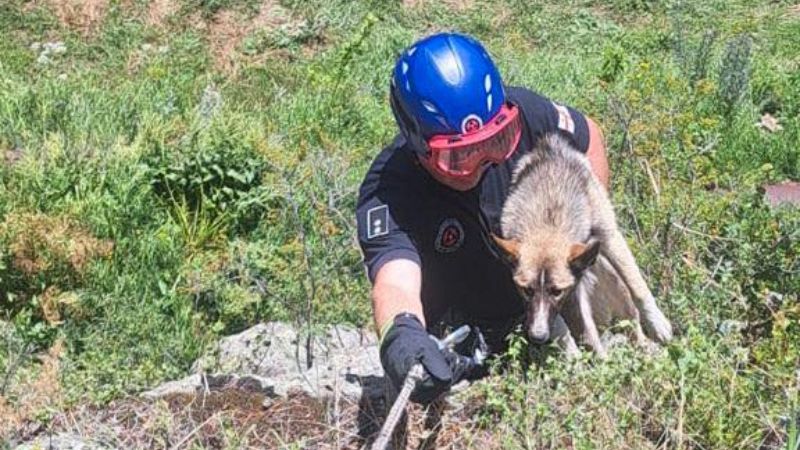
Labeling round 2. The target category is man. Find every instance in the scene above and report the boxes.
[356,33,609,403]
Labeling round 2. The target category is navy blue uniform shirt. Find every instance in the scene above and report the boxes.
[356,86,590,328]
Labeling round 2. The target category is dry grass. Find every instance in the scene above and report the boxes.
[2,212,113,278]
[3,147,24,166]
[0,339,65,441]
[47,0,109,35]
[198,0,305,74]
[40,286,82,325]
[1,212,111,322]
[145,0,180,27]
[11,382,500,448]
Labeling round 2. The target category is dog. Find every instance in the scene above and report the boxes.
[492,133,673,357]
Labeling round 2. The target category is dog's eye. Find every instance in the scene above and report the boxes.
[524,287,535,297]
[520,286,534,298]
[548,287,563,298]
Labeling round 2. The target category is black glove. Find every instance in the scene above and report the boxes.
[380,313,467,404]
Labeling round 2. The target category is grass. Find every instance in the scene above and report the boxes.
[0,0,798,448]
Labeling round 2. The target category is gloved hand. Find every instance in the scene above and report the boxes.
[380,313,470,404]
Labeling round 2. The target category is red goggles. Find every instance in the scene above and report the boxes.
[426,103,523,179]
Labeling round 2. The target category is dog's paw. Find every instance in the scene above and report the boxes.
[642,306,673,343]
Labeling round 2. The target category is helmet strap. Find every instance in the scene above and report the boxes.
[389,81,430,158]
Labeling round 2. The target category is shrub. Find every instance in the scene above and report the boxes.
[144,119,268,248]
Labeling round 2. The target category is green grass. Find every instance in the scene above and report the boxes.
[0,0,798,448]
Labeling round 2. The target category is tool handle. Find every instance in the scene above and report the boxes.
[371,325,479,450]
[371,363,424,450]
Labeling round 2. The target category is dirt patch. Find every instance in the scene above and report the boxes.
[15,385,498,448]
[48,0,109,35]
[205,8,248,74]
[764,182,800,208]
[198,0,308,74]
[145,0,179,27]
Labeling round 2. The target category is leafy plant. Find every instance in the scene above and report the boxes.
[144,122,267,242]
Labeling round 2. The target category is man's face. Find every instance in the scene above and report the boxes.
[417,102,523,191]
[418,155,485,191]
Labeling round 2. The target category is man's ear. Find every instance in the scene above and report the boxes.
[568,239,601,273]
[492,234,520,263]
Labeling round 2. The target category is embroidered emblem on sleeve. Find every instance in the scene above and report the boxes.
[366,205,389,240]
[552,101,575,134]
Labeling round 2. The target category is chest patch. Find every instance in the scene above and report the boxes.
[435,218,465,253]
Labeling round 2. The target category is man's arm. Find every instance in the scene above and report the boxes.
[585,116,609,190]
[372,258,425,337]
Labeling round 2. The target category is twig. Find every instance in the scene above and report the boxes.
[285,179,317,370]
[333,359,342,449]
[642,158,661,200]
[670,222,740,242]
[169,411,219,450]
[676,371,686,450]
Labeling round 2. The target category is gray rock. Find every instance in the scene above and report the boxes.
[140,373,277,400]
[146,322,384,401]
[718,319,747,335]
[14,433,113,450]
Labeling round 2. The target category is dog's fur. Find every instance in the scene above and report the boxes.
[493,133,673,357]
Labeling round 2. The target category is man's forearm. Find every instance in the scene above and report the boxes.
[372,284,425,337]
[372,259,425,338]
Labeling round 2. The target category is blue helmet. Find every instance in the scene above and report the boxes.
[390,33,506,155]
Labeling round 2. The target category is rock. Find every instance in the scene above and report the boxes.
[14,433,113,450]
[145,322,384,402]
[141,373,277,400]
[718,320,746,336]
[757,113,782,132]
[43,41,67,54]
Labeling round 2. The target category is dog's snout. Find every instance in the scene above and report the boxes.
[528,327,550,344]
[529,334,549,344]
[528,306,552,344]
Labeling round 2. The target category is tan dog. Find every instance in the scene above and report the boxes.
[493,133,672,357]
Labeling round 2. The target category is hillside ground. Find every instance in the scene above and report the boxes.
[1,0,799,448]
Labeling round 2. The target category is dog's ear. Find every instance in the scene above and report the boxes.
[568,239,601,273]
[492,234,520,263]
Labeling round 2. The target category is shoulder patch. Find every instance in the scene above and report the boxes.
[366,205,389,240]
[435,218,465,253]
[551,101,575,134]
